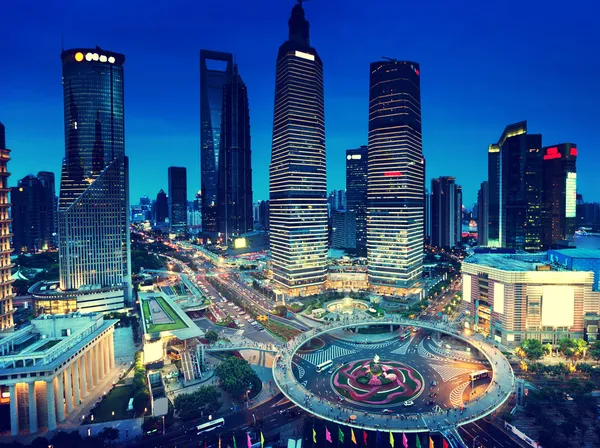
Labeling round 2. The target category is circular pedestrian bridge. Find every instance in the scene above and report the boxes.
[272,315,514,433]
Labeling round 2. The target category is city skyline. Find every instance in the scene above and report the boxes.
[2,0,598,207]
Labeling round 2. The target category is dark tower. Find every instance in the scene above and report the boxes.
[346,146,368,253]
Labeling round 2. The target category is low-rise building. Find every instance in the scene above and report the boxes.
[462,251,600,347]
[0,313,117,435]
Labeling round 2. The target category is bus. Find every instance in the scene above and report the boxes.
[196,418,225,435]
[316,360,333,373]
[470,370,489,381]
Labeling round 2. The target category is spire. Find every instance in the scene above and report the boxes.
[288,0,310,46]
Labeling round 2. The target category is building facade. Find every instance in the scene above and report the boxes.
[542,143,577,248]
[477,181,489,246]
[200,50,233,237]
[330,210,357,250]
[168,167,187,233]
[11,173,56,253]
[0,123,14,330]
[462,251,600,347]
[58,48,132,311]
[269,2,328,296]
[154,189,168,225]
[367,60,424,291]
[430,176,462,248]
[487,144,501,247]
[346,146,368,252]
[217,64,253,241]
[0,313,116,435]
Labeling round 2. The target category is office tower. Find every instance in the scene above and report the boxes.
[577,201,600,230]
[11,173,56,252]
[542,143,578,248]
[477,181,489,246]
[0,123,14,330]
[154,189,168,224]
[328,190,346,213]
[346,146,368,252]
[269,2,327,295]
[168,167,187,233]
[424,188,431,243]
[257,200,270,230]
[217,64,253,241]
[489,121,542,251]
[330,210,357,249]
[430,177,462,248]
[58,48,131,311]
[38,171,57,246]
[367,60,424,291]
[200,50,233,237]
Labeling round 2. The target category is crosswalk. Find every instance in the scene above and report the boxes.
[340,340,397,350]
[299,345,358,366]
[417,341,444,361]
[429,363,474,382]
[450,382,469,407]
[293,362,306,380]
[390,340,411,356]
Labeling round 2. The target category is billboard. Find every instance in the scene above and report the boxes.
[541,285,574,327]
[234,237,247,249]
[463,274,471,302]
[494,282,505,314]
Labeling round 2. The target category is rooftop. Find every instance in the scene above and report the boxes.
[464,253,556,272]
[549,248,600,259]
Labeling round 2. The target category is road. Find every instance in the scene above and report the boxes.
[460,419,527,448]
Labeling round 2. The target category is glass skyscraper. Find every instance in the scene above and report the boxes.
[346,146,368,252]
[430,176,462,248]
[269,2,328,295]
[367,60,424,291]
[168,166,188,233]
[217,64,253,241]
[200,50,233,238]
[58,47,131,311]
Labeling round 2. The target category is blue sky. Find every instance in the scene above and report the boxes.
[1,0,598,206]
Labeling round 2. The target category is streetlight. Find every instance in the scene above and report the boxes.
[162,415,165,435]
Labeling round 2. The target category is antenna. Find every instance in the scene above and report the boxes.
[61,28,64,52]
[382,56,397,62]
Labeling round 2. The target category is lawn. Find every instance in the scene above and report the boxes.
[263,319,302,341]
[142,296,187,333]
[86,385,140,423]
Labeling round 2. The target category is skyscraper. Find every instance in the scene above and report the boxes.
[367,60,424,291]
[168,167,187,233]
[200,50,233,238]
[0,123,14,330]
[542,143,577,248]
[58,48,131,311]
[477,181,489,246]
[154,189,168,224]
[217,64,253,241]
[269,2,327,295]
[487,143,501,247]
[430,177,462,248]
[490,121,543,252]
[11,173,56,252]
[346,146,368,253]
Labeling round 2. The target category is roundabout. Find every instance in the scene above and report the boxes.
[272,316,515,433]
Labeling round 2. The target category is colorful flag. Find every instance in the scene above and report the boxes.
[338,427,345,443]
[402,433,408,448]
[389,431,395,448]
[219,436,221,448]
[429,436,434,448]
[247,432,252,448]
[326,427,332,443]
[233,435,237,448]
[377,431,382,445]
[363,430,368,444]
[443,439,449,448]
[313,428,317,444]
[416,435,422,448]
[351,429,357,445]
[261,432,265,448]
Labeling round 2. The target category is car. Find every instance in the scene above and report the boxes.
[427,336,431,340]
[381,409,393,414]
[403,401,414,407]
[327,369,334,374]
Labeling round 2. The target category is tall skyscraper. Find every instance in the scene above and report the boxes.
[346,146,368,253]
[330,210,357,249]
[168,167,187,233]
[489,121,542,252]
[217,64,253,241]
[542,143,577,248]
[154,189,168,224]
[269,2,327,295]
[200,50,233,237]
[58,48,131,311]
[328,190,346,212]
[477,181,489,246]
[11,173,56,252]
[0,123,14,330]
[430,177,462,248]
[367,60,424,291]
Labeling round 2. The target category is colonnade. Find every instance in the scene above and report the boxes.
[8,331,115,435]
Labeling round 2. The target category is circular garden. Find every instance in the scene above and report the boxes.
[332,359,424,406]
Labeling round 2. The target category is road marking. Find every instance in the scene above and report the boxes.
[450,381,469,407]
[429,364,474,382]
[390,340,411,355]
[298,345,357,366]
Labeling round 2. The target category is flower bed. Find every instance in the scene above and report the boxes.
[332,359,423,405]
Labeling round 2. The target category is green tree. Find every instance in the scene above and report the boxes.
[274,305,287,317]
[215,356,261,398]
[97,427,120,444]
[520,339,545,360]
[543,343,552,356]
[590,340,600,363]
[205,330,219,344]
[174,385,220,421]
[133,390,150,414]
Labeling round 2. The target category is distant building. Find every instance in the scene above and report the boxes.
[346,146,367,252]
[328,190,346,213]
[255,200,269,231]
[168,167,187,233]
[430,176,462,248]
[0,122,14,330]
[154,189,168,224]
[577,201,600,230]
[542,143,577,248]
[477,181,489,246]
[330,210,356,249]
[11,172,56,252]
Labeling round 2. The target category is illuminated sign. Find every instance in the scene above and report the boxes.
[351,154,362,159]
[565,172,576,218]
[541,285,574,327]
[74,52,84,62]
[294,50,315,61]
[493,282,504,314]
[234,238,247,249]
[570,147,578,156]
[82,52,116,64]
[347,155,351,160]
[463,274,471,303]
[384,171,402,177]
[543,146,561,161]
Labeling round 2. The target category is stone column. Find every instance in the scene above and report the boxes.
[28,382,37,434]
[9,384,19,436]
[104,336,110,375]
[80,355,88,398]
[98,339,105,379]
[46,380,57,431]
[109,332,115,369]
[56,375,65,422]
[93,344,100,385]
[63,368,73,414]
[73,360,81,404]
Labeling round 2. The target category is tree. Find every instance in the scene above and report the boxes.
[133,390,150,414]
[543,343,552,356]
[205,330,219,344]
[520,339,545,361]
[274,305,288,317]
[590,340,600,363]
[50,431,84,447]
[215,356,261,398]
[97,427,120,444]
[174,385,220,421]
